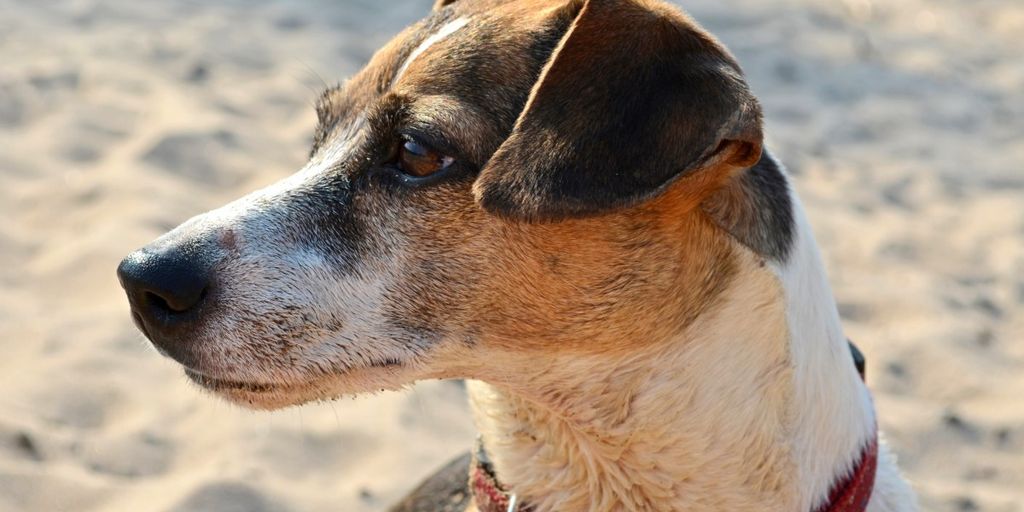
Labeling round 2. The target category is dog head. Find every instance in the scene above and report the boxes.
[118,0,778,409]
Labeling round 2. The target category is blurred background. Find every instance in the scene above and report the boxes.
[0,0,1021,510]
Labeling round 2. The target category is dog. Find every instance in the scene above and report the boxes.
[117,0,919,510]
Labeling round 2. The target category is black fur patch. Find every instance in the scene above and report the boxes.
[702,150,794,262]
[473,0,763,221]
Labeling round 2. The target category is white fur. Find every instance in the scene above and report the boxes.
[770,174,877,510]
[769,163,917,511]
[394,17,470,82]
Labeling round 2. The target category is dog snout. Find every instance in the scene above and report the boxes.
[117,241,215,349]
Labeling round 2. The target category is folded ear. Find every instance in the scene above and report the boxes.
[473,0,763,221]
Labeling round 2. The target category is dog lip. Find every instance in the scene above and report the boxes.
[184,369,283,393]
[183,356,406,395]
[130,311,151,338]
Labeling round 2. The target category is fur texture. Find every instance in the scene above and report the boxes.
[117,0,918,509]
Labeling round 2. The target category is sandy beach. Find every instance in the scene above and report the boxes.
[0,0,1021,510]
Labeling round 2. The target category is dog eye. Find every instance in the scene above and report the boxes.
[393,137,454,178]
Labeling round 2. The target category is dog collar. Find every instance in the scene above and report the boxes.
[470,341,875,512]
[470,438,531,512]
[811,340,878,512]
[813,426,878,512]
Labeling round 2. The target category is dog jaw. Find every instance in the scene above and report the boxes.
[184,362,413,411]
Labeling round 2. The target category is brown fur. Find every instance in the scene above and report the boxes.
[305,0,762,362]
[385,176,739,359]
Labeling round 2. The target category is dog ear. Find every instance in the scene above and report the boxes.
[433,0,458,10]
[473,0,763,221]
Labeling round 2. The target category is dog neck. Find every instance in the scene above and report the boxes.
[466,192,875,511]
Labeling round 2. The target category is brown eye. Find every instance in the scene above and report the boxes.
[395,138,454,178]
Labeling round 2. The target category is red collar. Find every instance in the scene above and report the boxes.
[813,427,878,512]
[470,445,529,512]
[471,341,876,512]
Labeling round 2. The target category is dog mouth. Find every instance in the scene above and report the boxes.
[184,369,288,394]
[182,356,408,405]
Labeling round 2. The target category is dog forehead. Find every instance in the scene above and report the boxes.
[314,1,565,133]
[310,0,578,168]
[393,17,471,82]
[396,0,582,87]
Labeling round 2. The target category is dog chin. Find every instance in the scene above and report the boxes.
[183,362,410,410]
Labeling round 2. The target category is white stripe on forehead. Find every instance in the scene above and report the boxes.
[394,17,470,83]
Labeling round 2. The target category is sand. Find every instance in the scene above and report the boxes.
[0,0,1020,510]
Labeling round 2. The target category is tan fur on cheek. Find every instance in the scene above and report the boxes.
[376,163,745,365]
[472,185,738,355]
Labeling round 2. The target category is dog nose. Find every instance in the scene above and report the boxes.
[117,244,213,335]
